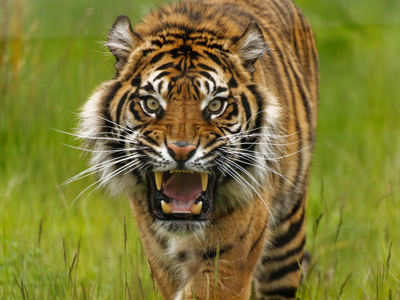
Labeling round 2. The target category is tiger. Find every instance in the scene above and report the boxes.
[77,0,318,298]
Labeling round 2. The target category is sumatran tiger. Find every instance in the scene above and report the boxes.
[77,0,318,298]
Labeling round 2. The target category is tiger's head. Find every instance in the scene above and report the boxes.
[78,13,282,233]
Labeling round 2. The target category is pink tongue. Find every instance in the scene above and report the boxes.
[163,173,202,203]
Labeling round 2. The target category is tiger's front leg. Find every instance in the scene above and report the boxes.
[177,258,255,300]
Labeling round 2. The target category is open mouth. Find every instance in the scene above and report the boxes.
[147,170,215,221]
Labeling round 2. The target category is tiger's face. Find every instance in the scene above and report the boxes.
[79,16,281,233]
[126,62,234,223]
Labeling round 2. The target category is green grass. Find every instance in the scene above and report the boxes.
[1,0,399,298]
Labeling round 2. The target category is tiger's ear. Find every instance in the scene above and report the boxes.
[233,22,267,73]
[107,15,142,72]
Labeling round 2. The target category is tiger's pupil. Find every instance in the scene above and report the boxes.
[208,99,222,112]
[145,98,160,111]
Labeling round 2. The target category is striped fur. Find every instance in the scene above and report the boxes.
[77,0,318,298]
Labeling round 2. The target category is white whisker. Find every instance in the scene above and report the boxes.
[216,157,276,226]
[70,158,143,206]
[55,129,134,144]
[62,143,148,153]
[63,153,145,186]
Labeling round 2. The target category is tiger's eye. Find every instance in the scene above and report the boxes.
[145,98,160,112]
[207,99,222,112]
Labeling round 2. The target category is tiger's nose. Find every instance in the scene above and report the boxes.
[167,141,197,161]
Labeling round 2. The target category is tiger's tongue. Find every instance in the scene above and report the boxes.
[163,173,202,203]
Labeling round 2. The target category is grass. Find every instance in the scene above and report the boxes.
[1,0,399,298]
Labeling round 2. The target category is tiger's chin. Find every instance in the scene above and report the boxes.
[146,170,217,233]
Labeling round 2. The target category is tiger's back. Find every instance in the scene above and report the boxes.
[78,0,318,299]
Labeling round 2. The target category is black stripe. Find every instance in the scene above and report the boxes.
[150,52,165,64]
[270,0,292,28]
[115,92,129,124]
[218,125,239,135]
[197,63,216,72]
[268,260,300,282]
[262,287,297,298]
[141,48,153,57]
[279,194,303,224]
[142,147,163,159]
[150,39,163,47]
[224,102,238,120]
[167,82,174,96]
[271,210,304,248]
[215,86,227,94]
[157,81,164,94]
[246,85,264,132]
[292,28,300,63]
[204,136,221,149]
[105,82,122,106]
[287,58,313,138]
[249,222,267,254]
[142,135,159,146]
[203,50,223,67]
[240,93,251,125]
[131,76,141,87]
[156,62,174,71]
[102,81,122,133]
[199,71,215,85]
[292,118,304,189]
[149,24,222,40]
[228,76,238,88]
[262,237,305,264]
[154,71,170,81]
[129,101,143,122]
[195,40,226,52]
[142,83,155,93]
[205,80,210,93]
[199,149,219,161]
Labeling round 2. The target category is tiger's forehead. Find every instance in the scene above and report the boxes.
[148,30,230,50]
[139,61,229,107]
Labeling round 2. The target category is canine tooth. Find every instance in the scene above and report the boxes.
[190,201,202,215]
[201,173,208,191]
[161,200,173,214]
[155,171,163,190]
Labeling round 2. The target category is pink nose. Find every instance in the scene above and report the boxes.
[167,142,197,161]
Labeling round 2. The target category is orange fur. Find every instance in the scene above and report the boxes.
[78,0,318,298]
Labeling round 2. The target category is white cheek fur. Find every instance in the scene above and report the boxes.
[77,82,142,197]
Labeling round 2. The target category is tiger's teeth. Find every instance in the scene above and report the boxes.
[161,200,173,214]
[155,171,163,190]
[190,201,202,215]
[201,173,208,191]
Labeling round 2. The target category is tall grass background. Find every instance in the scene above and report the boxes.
[0,0,399,298]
